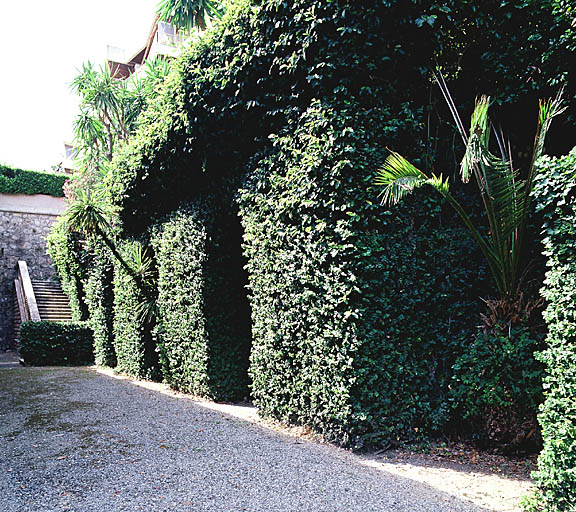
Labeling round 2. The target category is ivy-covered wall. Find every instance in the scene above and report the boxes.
[50,0,575,462]
[98,0,574,447]
[529,148,576,511]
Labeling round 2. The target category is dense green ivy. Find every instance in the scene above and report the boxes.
[239,103,486,446]
[151,201,251,401]
[451,325,545,447]
[84,239,117,367]
[19,321,93,366]
[527,148,576,511]
[0,165,66,196]
[46,218,90,321]
[99,0,574,448]
[112,242,159,380]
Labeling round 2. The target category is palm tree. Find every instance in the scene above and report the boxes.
[156,0,223,31]
[375,83,565,327]
[65,190,135,278]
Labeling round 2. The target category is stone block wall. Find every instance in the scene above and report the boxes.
[0,194,65,349]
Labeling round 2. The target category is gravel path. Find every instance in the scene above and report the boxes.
[0,364,501,512]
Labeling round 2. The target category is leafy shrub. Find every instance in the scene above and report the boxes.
[0,164,66,196]
[46,218,90,321]
[527,147,576,511]
[151,202,251,401]
[19,321,93,366]
[84,239,116,367]
[112,242,159,379]
[451,325,544,447]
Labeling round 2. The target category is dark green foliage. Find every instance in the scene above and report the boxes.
[451,326,544,445]
[46,218,90,321]
[84,239,116,367]
[239,103,485,446]
[527,148,576,511]
[151,202,251,401]
[19,321,93,366]
[0,164,66,196]
[112,244,159,379]
[101,0,574,448]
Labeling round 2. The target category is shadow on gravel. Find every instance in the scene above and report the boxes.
[0,366,500,512]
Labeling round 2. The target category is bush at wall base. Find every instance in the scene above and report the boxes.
[19,322,94,366]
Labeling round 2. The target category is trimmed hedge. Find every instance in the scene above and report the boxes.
[151,202,251,401]
[528,148,576,511]
[112,243,159,380]
[239,102,485,446]
[0,164,66,196]
[46,218,90,321]
[19,321,93,366]
[84,239,116,367]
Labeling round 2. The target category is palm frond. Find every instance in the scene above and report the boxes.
[65,190,111,235]
[375,152,429,206]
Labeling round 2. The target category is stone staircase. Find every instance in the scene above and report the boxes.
[32,280,73,322]
[13,273,73,342]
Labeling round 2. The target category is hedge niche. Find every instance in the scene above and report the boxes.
[112,242,159,380]
[528,148,576,511]
[152,201,251,401]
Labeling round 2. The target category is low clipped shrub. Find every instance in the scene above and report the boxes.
[151,202,251,401]
[527,148,576,511]
[19,321,93,366]
[451,325,544,448]
[84,240,116,367]
[0,164,66,196]
[112,244,159,380]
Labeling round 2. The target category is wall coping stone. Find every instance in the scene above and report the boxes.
[0,193,66,216]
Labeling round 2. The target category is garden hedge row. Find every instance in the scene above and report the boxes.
[0,164,66,197]
[19,321,93,366]
[151,201,251,401]
[51,0,576,453]
[528,148,576,511]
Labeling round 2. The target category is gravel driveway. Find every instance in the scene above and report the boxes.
[0,362,496,512]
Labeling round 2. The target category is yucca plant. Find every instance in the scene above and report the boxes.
[65,190,158,324]
[156,0,223,32]
[375,79,565,327]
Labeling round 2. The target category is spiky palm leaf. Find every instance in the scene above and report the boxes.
[375,86,564,300]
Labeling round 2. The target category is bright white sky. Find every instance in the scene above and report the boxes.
[0,0,159,171]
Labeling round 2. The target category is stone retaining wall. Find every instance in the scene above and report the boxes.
[0,194,66,349]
